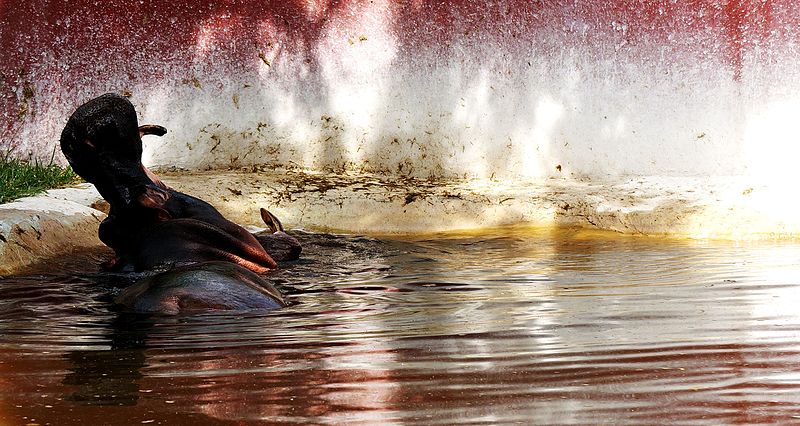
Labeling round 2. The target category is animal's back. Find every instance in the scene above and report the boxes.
[115,261,286,314]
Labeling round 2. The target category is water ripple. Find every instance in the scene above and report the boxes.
[3,229,800,424]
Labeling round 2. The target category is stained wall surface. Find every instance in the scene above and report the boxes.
[2,1,799,181]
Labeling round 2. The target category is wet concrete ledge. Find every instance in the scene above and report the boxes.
[0,184,106,275]
[159,170,797,239]
[0,171,795,275]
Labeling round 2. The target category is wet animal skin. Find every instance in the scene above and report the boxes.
[60,93,301,274]
[60,93,299,312]
[114,261,286,314]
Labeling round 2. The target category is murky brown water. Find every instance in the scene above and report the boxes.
[2,227,800,425]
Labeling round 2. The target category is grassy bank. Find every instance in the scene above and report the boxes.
[0,156,81,204]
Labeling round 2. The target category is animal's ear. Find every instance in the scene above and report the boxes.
[138,186,172,221]
[138,124,167,138]
[260,208,284,233]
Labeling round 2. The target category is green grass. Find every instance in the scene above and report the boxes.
[0,154,82,204]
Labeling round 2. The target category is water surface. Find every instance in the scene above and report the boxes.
[2,227,800,425]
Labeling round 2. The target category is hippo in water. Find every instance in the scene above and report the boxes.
[60,93,299,313]
[114,261,286,314]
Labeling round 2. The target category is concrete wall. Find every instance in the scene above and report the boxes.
[2,1,799,182]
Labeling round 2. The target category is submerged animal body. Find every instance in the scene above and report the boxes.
[114,261,286,314]
[60,93,299,313]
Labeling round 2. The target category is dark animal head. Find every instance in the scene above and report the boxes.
[255,208,302,262]
[60,93,167,207]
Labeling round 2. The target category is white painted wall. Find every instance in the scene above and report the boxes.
[7,2,800,185]
[133,34,800,184]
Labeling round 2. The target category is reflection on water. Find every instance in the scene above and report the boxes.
[2,227,800,424]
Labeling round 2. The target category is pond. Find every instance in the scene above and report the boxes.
[2,227,800,424]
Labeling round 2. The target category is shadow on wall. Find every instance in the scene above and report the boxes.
[2,1,799,180]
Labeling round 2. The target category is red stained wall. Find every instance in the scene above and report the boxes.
[0,1,795,174]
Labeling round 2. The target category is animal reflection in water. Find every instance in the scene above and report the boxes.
[60,93,300,313]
